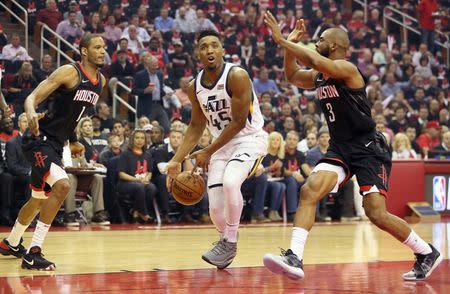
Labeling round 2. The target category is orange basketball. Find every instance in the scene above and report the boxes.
[171,171,205,205]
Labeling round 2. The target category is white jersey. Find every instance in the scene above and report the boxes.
[195,62,264,139]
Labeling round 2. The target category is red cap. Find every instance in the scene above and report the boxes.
[426,121,442,129]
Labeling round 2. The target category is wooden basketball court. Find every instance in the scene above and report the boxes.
[0,221,448,293]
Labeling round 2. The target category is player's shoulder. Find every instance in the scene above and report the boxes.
[54,64,78,75]
[229,65,251,79]
[334,59,359,72]
[228,66,251,88]
[48,64,79,83]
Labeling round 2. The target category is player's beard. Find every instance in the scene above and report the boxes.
[94,61,105,68]
[88,56,104,68]
[317,46,330,58]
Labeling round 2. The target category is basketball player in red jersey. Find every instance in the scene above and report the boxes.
[263,12,441,281]
[0,34,106,270]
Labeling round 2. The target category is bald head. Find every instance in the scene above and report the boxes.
[316,28,349,59]
[324,28,350,49]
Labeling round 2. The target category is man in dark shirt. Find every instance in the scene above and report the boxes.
[5,114,31,209]
[388,107,409,134]
[33,55,55,83]
[283,131,310,221]
[168,40,193,86]
[95,102,114,133]
[108,49,135,91]
[151,129,185,223]
[0,138,14,226]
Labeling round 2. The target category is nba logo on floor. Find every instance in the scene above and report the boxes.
[432,176,446,211]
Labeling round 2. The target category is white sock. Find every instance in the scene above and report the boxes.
[224,223,239,243]
[290,227,309,259]
[6,220,30,246]
[28,221,51,252]
[403,230,432,255]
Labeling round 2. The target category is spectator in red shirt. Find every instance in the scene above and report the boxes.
[0,117,19,142]
[418,0,439,53]
[416,121,442,158]
[36,0,63,31]
[111,38,138,65]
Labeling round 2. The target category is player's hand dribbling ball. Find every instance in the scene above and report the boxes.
[171,171,205,206]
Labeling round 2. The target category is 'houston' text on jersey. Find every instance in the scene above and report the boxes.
[314,71,375,142]
[39,62,102,146]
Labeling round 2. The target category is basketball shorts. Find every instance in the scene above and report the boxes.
[207,130,268,188]
[312,131,392,197]
[22,131,68,199]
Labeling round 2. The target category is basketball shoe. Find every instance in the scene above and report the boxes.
[403,243,442,281]
[0,238,26,258]
[21,246,56,271]
[202,238,237,269]
[263,248,305,280]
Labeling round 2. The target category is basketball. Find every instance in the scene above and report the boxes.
[171,171,205,205]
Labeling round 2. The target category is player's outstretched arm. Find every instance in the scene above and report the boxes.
[170,80,207,163]
[204,67,251,155]
[264,11,357,82]
[25,65,79,135]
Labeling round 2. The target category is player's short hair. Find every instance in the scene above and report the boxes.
[79,33,102,52]
[197,29,220,43]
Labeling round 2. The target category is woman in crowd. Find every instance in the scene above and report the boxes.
[117,130,158,223]
[261,131,287,221]
[392,132,419,160]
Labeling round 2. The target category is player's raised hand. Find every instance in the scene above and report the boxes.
[287,19,306,43]
[26,111,46,136]
[69,141,85,158]
[264,11,283,44]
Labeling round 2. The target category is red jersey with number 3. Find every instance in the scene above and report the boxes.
[314,71,375,143]
[39,62,102,145]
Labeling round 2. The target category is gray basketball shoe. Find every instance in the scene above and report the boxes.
[202,238,237,269]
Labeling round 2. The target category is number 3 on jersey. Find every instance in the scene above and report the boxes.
[326,103,335,122]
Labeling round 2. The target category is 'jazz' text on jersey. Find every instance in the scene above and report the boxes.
[203,95,230,112]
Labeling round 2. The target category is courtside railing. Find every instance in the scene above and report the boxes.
[0,0,28,50]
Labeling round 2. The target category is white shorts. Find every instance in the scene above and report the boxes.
[311,163,347,193]
[31,163,69,199]
[207,130,268,187]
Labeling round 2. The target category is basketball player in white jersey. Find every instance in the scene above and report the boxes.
[166,29,267,269]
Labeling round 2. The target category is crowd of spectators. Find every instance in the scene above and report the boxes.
[0,0,450,226]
